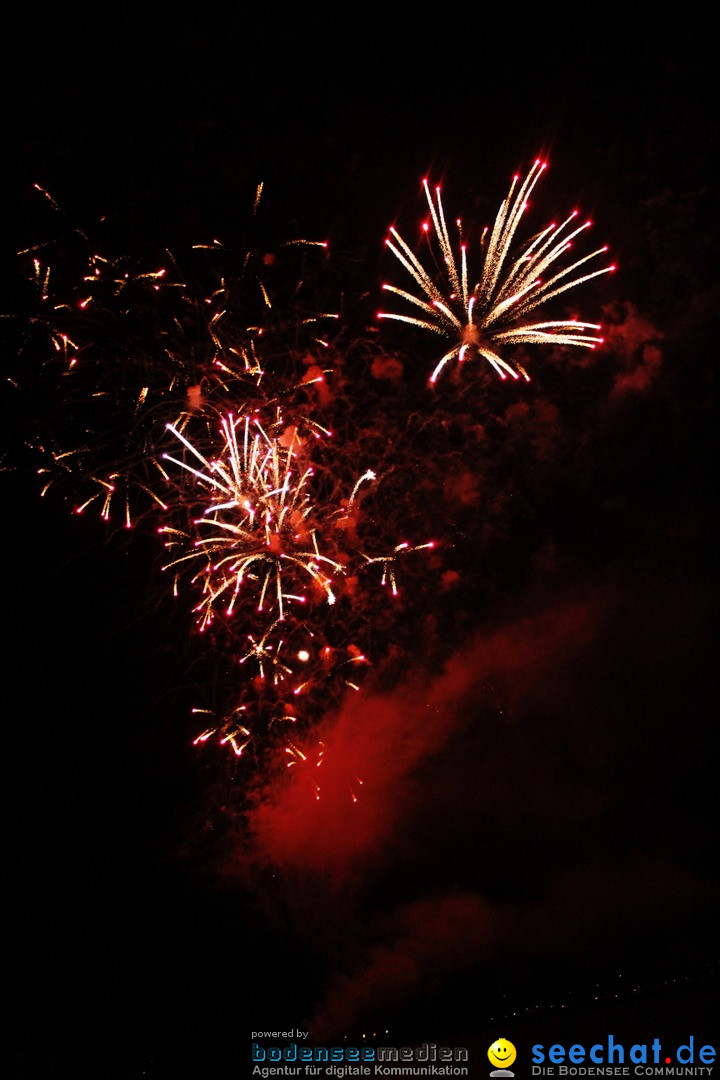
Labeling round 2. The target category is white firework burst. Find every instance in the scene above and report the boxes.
[160,413,343,632]
[378,159,615,383]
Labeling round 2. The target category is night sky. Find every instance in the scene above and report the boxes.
[3,10,718,1080]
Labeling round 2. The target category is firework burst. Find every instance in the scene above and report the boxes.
[378,159,615,384]
[160,412,344,632]
[158,403,434,788]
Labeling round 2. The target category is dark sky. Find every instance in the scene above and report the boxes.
[3,10,718,1080]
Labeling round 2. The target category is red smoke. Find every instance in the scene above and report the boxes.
[248,598,599,880]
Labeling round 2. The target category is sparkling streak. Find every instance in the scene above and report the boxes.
[378,160,614,383]
[162,413,344,633]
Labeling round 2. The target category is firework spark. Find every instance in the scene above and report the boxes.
[363,541,437,597]
[161,413,344,632]
[13,188,338,529]
[378,159,615,383]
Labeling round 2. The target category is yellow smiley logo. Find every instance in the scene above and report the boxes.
[488,1039,517,1069]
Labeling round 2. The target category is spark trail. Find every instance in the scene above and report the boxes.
[378,159,615,383]
[161,413,341,632]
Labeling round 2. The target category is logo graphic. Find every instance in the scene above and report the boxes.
[488,1038,517,1077]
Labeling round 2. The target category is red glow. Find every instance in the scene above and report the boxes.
[249,600,598,878]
